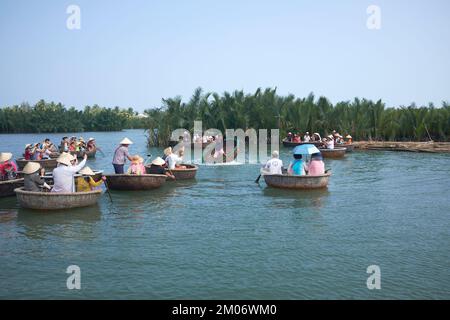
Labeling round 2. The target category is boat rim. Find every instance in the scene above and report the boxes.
[14,187,102,196]
[264,172,331,178]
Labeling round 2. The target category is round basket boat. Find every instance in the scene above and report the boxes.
[263,172,331,190]
[168,164,198,180]
[104,174,167,191]
[0,178,24,197]
[16,158,58,171]
[282,139,322,148]
[14,187,102,210]
[319,148,346,158]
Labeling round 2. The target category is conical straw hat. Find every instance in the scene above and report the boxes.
[23,162,41,174]
[151,157,165,166]
[120,138,133,145]
[78,166,95,176]
[56,153,73,166]
[0,152,12,162]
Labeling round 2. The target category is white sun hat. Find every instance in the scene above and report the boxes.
[79,166,95,176]
[23,162,41,174]
[0,152,13,162]
[151,157,166,166]
[120,138,133,145]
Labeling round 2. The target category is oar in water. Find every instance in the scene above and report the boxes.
[96,147,106,157]
[255,174,262,183]
[145,154,152,164]
[103,179,113,203]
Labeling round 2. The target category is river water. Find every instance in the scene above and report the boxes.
[0,129,449,299]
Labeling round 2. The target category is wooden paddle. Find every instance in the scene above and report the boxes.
[103,179,113,203]
[96,147,106,157]
[255,174,262,183]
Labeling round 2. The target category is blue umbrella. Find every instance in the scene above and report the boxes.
[293,144,320,155]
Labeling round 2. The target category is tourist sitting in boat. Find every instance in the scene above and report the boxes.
[262,151,283,175]
[52,153,87,193]
[112,138,134,174]
[127,155,146,175]
[288,154,306,176]
[0,153,18,181]
[163,147,172,161]
[147,157,175,179]
[305,153,325,176]
[287,132,293,142]
[32,143,44,160]
[23,162,50,192]
[325,136,335,149]
[68,140,77,153]
[345,135,353,144]
[292,134,301,143]
[312,133,321,142]
[76,166,105,192]
[23,144,33,160]
[166,147,184,169]
[303,132,311,142]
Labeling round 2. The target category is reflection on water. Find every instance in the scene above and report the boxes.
[16,205,102,240]
[262,187,330,210]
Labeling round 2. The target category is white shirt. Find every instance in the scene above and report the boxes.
[166,153,182,170]
[263,158,283,175]
[326,140,335,150]
[51,159,86,193]
[303,135,311,142]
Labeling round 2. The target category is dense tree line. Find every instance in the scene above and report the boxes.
[0,100,146,133]
[144,87,450,146]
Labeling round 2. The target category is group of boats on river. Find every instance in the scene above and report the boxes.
[0,130,352,211]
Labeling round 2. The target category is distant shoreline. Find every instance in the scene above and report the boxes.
[353,141,450,153]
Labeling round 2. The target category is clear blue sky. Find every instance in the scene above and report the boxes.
[1,0,449,111]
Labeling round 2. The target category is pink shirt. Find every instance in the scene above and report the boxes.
[0,161,18,176]
[306,159,325,176]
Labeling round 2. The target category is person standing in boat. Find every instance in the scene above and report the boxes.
[60,137,69,153]
[262,151,283,175]
[112,138,134,174]
[305,153,325,176]
[288,154,306,176]
[52,153,87,193]
[23,162,50,192]
[0,153,18,181]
